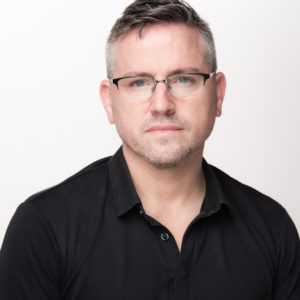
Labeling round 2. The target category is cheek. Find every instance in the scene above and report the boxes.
[111,101,144,137]
[191,98,217,123]
[112,108,129,138]
[186,98,217,139]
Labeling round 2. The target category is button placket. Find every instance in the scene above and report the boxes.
[137,209,180,288]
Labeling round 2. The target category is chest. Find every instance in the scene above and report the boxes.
[61,211,275,300]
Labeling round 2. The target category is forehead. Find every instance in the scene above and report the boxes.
[113,23,209,77]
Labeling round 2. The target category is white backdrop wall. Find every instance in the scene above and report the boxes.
[0,0,299,246]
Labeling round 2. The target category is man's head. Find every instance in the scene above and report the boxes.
[100,0,226,169]
[106,0,217,79]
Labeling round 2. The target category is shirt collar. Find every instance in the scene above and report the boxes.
[108,147,231,217]
[200,159,231,216]
[108,147,141,216]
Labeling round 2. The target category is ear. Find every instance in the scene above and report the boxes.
[215,72,226,117]
[100,79,115,124]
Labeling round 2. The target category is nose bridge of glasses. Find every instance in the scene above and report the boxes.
[153,79,170,93]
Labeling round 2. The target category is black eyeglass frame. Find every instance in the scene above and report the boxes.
[111,72,215,89]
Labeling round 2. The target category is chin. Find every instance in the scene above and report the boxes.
[127,142,196,169]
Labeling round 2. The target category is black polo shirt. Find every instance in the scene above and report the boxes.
[0,147,299,299]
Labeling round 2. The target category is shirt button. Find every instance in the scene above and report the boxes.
[161,232,169,241]
[137,205,144,216]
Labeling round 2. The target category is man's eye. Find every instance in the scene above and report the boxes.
[130,80,146,87]
[178,77,193,84]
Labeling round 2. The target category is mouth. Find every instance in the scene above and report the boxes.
[145,124,183,133]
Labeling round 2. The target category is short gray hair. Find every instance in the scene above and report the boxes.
[106,0,217,79]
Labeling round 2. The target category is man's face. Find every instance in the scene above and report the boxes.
[101,24,226,168]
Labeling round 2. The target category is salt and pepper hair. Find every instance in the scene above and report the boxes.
[106,0,217,79]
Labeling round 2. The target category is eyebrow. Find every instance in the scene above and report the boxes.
[123,71,152,77]
[168,67,203,76]
[122,67,203,78]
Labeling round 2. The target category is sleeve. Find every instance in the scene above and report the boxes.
[273,210,300,299]
[0,201,62,300]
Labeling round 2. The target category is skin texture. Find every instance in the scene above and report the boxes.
[100,23,226,169]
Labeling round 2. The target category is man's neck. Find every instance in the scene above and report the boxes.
[122,145,206,215]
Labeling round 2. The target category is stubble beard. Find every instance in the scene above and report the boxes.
[123,138,198,169]
[120,115,206,169]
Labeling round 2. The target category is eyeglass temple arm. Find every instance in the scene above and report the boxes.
[203,72,215,84]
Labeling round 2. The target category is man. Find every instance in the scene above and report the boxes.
[0,0,299,299]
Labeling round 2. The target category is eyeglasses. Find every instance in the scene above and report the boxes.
[110,72,215,100]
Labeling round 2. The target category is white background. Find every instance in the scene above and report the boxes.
[0,0,299,246]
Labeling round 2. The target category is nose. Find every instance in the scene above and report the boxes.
[149,81,175,116]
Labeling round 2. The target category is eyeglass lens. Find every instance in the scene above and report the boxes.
[117,74,206,100]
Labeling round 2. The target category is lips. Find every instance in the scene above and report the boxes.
[145,124,183,133]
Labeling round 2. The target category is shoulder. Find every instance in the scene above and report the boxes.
[210,163,300,296]
[14,155,113,270]
[24,155,112,213]
[209,163,299,257]
[2,156,113,287]
[209,163,291,230]
[15,155,112,252]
